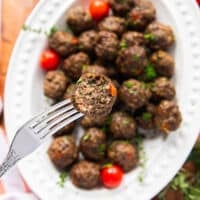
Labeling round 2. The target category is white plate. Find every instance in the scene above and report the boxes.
[4,0,200,199]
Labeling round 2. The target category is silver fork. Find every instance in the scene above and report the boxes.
[0,99,84,178]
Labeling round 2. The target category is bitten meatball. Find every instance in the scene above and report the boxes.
[48,136,78,169]
[82,65,108,76]
[145,22,175,50]
[70,161,100,189]
[95,31,119,61]
[63,83,76,100]
[63,52,90,80]
[54,122,75,137]
[110,112,136,139]
[116,45,147,77]
[120,31,145,48]
[98,16,126,36]
[73,73,117,118]
[108,141,138,172]
[152,77,176,101]
[49,31,78,57]
[66,6,94,34]
[127,0,156,30]
[80,128,106,161]
[119,79,151,111]
[108,0,136,16]
[81,116,107,128]
[79,30,98,53]
[44,70,68,99]
[150,50,175,78]
[155,100,182,134]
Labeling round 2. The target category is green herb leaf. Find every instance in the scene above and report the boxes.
[83,133,90,141]
[142,112,152,121]
[49,26,58,37]
[120,42,127,50]
[98,144,106,155]
[144,33,155,41]
[124,81,133,89]
[133,54,140,61]
[122,118,130,125]
[144,63,157,81]
[57,172,68,188]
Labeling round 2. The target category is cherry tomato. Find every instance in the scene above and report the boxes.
[89,0,110,21]
[40,49,60,70]
[101,164,123,188]
[197,0,200,6]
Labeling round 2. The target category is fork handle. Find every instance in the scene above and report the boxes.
[0,149,21,178]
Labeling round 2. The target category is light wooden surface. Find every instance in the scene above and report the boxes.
[0,0,39,127]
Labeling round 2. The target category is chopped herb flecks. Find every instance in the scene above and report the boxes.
[83,133,90,141]
[120,42,127,50]
[142,112,152,121]
[144,63,157,81]
[57,172,68,188]
[124,81,133,89]
[98,144,106,155]
[144,33,155,41]
[133,54,140,61]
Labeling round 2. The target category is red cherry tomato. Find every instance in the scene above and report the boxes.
[89,0,110,21]
[197,0,200,6]
[40,49,60,70]
[101,164,123,188]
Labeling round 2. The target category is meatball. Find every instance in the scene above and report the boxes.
[73,73,117,118]
[48,136,78,169]
[63,52,90,80]
[79,30,98,53]
[49,31,78,57]
[108,0,136,16]
[136,103,156,137]
[66,6,94,34]
[54,122,75,137]
[44,70,68,99]
[116,45,147,77]
[80,128,106,161]
[108,141,138,172]
[127,0,156,30]
[82,65,108,76]
[63,83,76,100]
[70,160,100,189]
[152,77,176,101]
[150,50,175,78]
[154,100,182,134]
[145,22,175,50]
[110,112,136,139]
[120,31,145,48]
[81,116,107,128]
[98,16,126,36]
[95,31,119,61]
[119,79,151,111]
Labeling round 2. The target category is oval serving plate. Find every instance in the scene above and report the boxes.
[4,0,200,199]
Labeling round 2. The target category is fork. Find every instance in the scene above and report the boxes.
[0,99,84,178]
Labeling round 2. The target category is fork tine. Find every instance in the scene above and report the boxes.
[40,112,84,139]
[29,99,71,128]
[33,104,74,130]
[37,108,79,135]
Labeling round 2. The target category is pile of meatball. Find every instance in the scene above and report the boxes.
[44,0,182,189]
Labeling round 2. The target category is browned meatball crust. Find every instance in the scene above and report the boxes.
[98,16,126,36]
[127,0,156,30]
[152,77,176,101]
[110,112,136,139]
[66,6,94,34]
[95,31,119,61]
[48,136,78,169]
[63,52,90,80]
[79,30,98,53]
[73,73,117,118]
[108,0,136,16]
[80,128,106,161]
[119,79,152,111]
[108,141,138,172]
[82,65,108,76]
[116,45,147,77]
[63,83,76,100]
[145,22,175,50]
[81,116,107,128]
[155,100,182,134]
[44,70,68,99]
[70,161,100,189]
[150,50,175,78]
[49,31,78,57]
[120,31,145,48]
